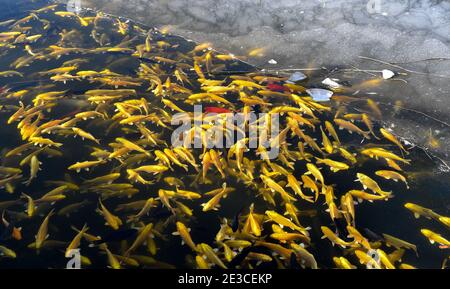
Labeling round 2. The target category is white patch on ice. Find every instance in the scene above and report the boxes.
[382,69,395,79]
[322,78,341,89]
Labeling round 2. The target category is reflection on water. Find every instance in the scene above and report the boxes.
[0,0,448,269]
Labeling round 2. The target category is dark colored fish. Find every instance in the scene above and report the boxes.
[148,205,173,219]
[0,225,13,241]
[231,205,245,232]
[229,245,271,268]
[91,228,138,246]
[363,228,383,242]
[333,218,348,238]
[0,211,14,241]
[290,252,301,269]
[138,57,159,64]
[107,51,133,56]
[60,108,82,119]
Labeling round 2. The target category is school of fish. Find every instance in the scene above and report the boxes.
[0,3,448,269]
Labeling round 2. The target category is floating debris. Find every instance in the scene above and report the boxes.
[322,78,341,89]
[382,69,395,79]
[306,88,333,102]
[286,71,307,83]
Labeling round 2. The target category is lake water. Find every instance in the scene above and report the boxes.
[0,0,448,269]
